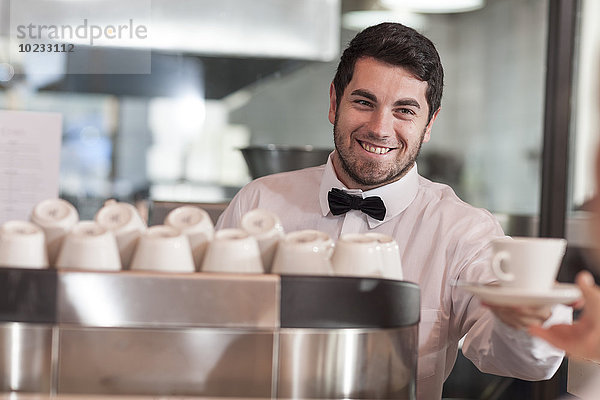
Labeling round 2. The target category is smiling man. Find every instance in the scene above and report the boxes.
[330,57,438,190]
[217,22,571,399]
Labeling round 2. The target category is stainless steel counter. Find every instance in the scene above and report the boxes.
[0,269,420,399]
[0,395,267,400]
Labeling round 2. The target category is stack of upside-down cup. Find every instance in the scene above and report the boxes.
[201,228,263,274]
[240,209,284,273]
[130,225,195,273]
[271,229,334,276]
[17,199,407,280]
[30,198,79,267]
[332,233,403,280]
[364,232,403,280]
[95,199,147,269]
[165,205,215,271]
[55,221,122,271]
[0,220,49,269]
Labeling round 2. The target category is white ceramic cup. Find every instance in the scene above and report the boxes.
[0,221,49,269]
[30,198,79,267]
[331,233,386,278]
[55,221,121,271]
[240,209,284,273]
[490,236,567,292]
[271,230,334,276]
[364,232,404,280]
[165,206,214,271]
[95,199,147,269]
[201,228,263,274]
[130,225,195,273]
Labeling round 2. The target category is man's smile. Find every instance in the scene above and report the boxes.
[358,140,396,155]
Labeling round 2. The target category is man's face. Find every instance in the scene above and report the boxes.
[329,57,439,190]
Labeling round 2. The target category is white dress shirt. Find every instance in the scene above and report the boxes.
[217,156,571,399]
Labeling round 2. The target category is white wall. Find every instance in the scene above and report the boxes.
[425,0,548,214]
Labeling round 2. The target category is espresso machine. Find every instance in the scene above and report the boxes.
[0,268,420,399]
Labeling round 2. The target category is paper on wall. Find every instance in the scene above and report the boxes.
[0,110,62,224]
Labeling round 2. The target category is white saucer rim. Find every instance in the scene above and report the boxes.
[455,281,581,305]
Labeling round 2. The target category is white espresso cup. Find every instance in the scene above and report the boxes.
[332,233,386,278]
[0,221,49,269]
[56,221,121,271]
[490,236,567,292]
[240,209,284,273]
[130,225,195,273]
[364,232,404,280]
[165,206,214,271]
[95,199,147,269]
[201,228,263,274]
[30,198,79,267]
[271,230,334,276]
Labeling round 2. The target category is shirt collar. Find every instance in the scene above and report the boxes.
[319,154,420,228]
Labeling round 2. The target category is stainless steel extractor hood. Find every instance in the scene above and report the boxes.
[0,0,341,98]
[1,0,340,60]
[38,49,312,99]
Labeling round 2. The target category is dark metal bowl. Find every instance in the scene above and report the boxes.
[240,145,332,179]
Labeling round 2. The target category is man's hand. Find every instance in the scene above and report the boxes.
[528,271,600,362]
[484,302,553,330]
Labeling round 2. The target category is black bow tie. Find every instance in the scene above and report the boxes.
[327,188,386,221]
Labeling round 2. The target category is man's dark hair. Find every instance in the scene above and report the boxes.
[333,22,444,122]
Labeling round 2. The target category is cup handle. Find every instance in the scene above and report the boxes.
[491,251,515,282]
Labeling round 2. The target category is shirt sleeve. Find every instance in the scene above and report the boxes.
[451,212,571,380]
[462,304,570,380]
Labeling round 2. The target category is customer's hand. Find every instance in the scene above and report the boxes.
[529,270,600,361]
[484,302,553,330]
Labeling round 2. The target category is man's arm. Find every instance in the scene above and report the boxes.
[462,303,570,380]
[450,215,571,380]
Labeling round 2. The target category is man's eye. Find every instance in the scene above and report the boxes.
[355,99,372,107]
[397,108,415,115]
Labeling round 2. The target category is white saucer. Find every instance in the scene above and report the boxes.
[456,282,582,306]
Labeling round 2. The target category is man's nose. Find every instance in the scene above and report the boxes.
[366,110,393,137]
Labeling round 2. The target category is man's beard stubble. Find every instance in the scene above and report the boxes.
[332,115,426,188]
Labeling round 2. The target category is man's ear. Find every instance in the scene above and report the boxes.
[328,82,337,125]
[422,107,441,143]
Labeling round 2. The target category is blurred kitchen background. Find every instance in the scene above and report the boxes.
[0,0,596,221]
[0,0,599,398]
